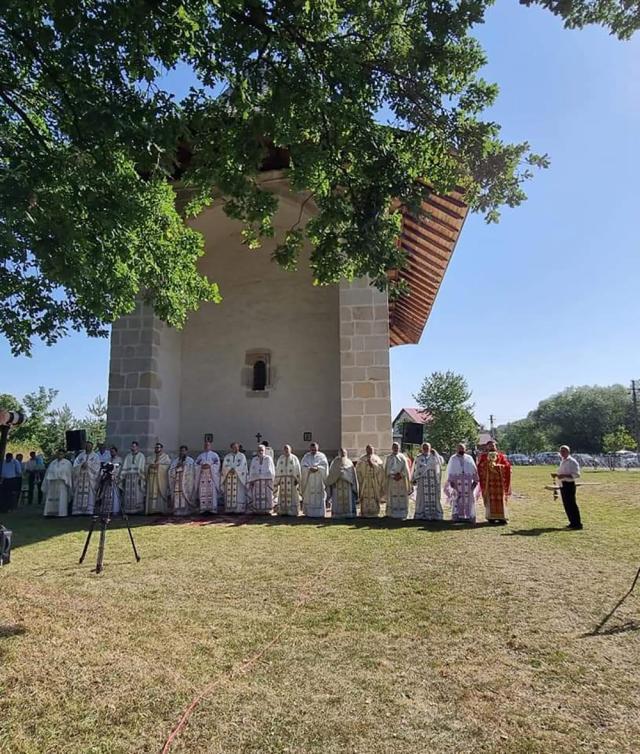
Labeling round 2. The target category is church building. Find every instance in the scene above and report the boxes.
[105,170,467,458]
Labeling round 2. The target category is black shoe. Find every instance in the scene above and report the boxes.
[567,523,583,530]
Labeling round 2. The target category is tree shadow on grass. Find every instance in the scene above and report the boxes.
[0,624,26,639]
[4,506,150,551]
[237,516,493,532]
[582,566,640,638]
[5,506,497,551]
[501,526,569,537]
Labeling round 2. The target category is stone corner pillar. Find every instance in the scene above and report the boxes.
[106,302,182,456]
[338,279,392,459]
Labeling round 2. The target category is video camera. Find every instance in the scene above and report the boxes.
[100,462,115,477]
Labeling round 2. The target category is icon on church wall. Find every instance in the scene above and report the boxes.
[204,433,213,443]
[303,432,312,442]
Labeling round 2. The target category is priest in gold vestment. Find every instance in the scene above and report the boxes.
[145,442,171,514]
[356,445,385,517]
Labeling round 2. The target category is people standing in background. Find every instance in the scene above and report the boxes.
[326,449,358,518]
[195,439,221,514]
[300,442,329,517]
[444,443,479,524]
[25,451,43,505]
[16,453,28,505]
[108,446,123,514]
[384,443,412,519]
[262,441,275,460]
[72,441,101,515]
[145,442,171,515]
[356,445,385,518]
[412,443,443,521]
[121,441,146,514]
[248,444,276,513]
[42,449,73,517]
[274,445,301,516]
[0,453,22,511]
[169,446,197,516]
[553,445,583,530]
[222,442,249,513]
[96,442,111,465]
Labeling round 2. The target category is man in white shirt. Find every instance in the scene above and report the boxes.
[96,443,111,465]
[553,444,582,530]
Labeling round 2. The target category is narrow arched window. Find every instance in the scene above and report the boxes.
[253,360,267,391]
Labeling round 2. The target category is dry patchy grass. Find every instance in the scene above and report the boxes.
[1,467,639,753]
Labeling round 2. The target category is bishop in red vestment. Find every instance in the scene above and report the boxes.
[477,440,511,524]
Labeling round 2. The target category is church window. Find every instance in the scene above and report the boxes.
[244,350,272,395]
[253,360,267,391]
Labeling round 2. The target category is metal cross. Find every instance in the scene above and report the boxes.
[255,432,262,443]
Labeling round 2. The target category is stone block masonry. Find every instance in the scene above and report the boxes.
[106,301,181,455]
[339,280,393,458]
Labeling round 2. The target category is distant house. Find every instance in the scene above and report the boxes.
[392,407,432,444]
[476,430,493,449]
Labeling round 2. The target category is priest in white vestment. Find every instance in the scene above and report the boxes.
[356,445,385,517]
[444,443,479,523]
[169,446,197,516]
[248,445,276,514]
[327,449,358,518]
[195,440,221,514]
[42,449,73,517]
[72,441,101,515]
[120,441,146,514]
[274,445,301,516]
[222,442,248,513]
[300,442,329,518]
[145,442,171,515]
[412,443,443,520]
[384,443,413,519]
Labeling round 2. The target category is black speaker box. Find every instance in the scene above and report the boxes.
[65,429,87,453]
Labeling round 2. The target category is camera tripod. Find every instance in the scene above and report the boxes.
[79,471,140,573]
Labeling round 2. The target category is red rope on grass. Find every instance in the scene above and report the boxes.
[160,558,334,753]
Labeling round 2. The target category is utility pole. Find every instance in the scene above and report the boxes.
[631,380,640,455]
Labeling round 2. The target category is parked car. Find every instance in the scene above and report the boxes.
[507,453,532,465]
[533,452,562,465]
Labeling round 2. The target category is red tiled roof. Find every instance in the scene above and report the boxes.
[393,407,432,425]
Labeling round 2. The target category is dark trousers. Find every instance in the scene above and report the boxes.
[0,480,17,512]
[560,482,581,527]
[27,473,42,504]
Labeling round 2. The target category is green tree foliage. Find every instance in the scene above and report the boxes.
[530,384,632,453]
[39,404,77,459]
[1,388,107,458]
[519,0,640,39]
[0,0,577,353]
[9,386,58,446]
[78,395,107,446]
[414,370,478,454]
[602,425,637,454]
[0,392,23,414]
[498,418,549,454]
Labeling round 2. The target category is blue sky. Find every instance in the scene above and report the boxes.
[2,1,639,426]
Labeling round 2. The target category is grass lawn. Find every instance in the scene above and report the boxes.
[1,466,639,754]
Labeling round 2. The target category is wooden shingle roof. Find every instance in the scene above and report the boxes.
[390,188,468,346]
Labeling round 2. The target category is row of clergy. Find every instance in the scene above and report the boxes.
[40,438,512,523]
